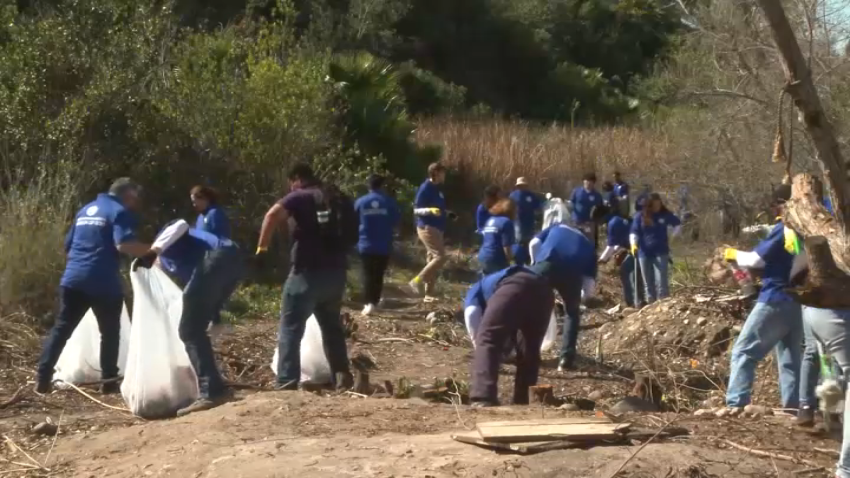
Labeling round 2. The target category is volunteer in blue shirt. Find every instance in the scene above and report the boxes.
[191,185,231,239]
[629,193,681,303]
[464,266,555,407]
[133,218,243,416]
[354,174,400,316]
[599,216,640,307]
[613,171,630,217]
[509,177,544,265]
[409,163,456,300]
[600,181,620,223]
[634,184,651,212]
[35,178,151,395]
[568,173,603,227]
[718,184,804,416]
[529,222,598,371]
[189,185,234,338]
[478,198,515,275]
[476,185,501,235]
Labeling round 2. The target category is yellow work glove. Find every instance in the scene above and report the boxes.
[783,227,801,255]
[630,244,638,255]
[429,207,441,216]
[723,248,738,262]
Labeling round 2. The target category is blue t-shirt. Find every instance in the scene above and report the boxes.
[635,192,650,212]
[415,180,446,230]
[615,181,630,199]
[478,216,515,265]
[509,189,543,238]
[463,265,533,310]
[607,216,631,248]
[630,211,681,257]
[354,190,400,255]
[534,224,597,279]
[476,204,491,233]
[569,187,602,223]
[159,226,235,284]
[753,222,796,303]
[61,194,139,297]
[196,206,231,239]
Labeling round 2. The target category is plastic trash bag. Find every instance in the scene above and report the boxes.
[270,315,332,384]
[542,198,569,229]
[540,311,558,352]
[122,267,199,419]
[54,305,131,386]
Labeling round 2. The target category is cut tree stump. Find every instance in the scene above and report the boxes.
[529,385,555,405]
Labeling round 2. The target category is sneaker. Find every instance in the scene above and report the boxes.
[34,380,52,395]
[557,358,574,372]
[361,304,374,316]
[176,393,231,417]
[275,380,299,391]
[100,381,120,395]
[796,407,815,427]
[471,400,499,408]
[208,323,233,341]
[408,278,424,296]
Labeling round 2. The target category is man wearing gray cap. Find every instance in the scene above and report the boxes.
[35,178,151,394]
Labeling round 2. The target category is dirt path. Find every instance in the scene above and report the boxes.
[0,258,843,477]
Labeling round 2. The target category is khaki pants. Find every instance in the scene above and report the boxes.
[416,226,447,294]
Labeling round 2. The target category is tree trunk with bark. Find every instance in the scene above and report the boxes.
[755,0,850,234]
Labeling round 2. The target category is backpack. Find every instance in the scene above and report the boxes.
[311,184,358,253]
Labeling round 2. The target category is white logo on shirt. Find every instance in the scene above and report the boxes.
[588,194,596,201]
[86,206,99,216]
[659,218,666,225]
[371,200,379,208]
[525,196,532,202]
[487,218,496,226]
[439,192,444,199]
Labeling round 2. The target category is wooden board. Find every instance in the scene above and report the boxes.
[477,421,630,444]
[475,417,611,428]
[451,432,581,454]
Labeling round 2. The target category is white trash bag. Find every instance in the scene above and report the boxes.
[540,311,558,352]
[122,267,199,419]
[270,315,332,384]
[542,197,569,229]
[54,305,131,386]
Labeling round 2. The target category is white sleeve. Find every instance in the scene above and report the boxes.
[735,250,766,269]
[152,220,190,253]
[629,233,638,248]
[790,252,809,281]
[599,245,620,262]
[464,306,483,348]
[529,237,542,264]
[582,277,597,300]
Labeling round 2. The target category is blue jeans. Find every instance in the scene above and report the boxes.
[530,261,582,362]
[277,267,351,386]
[726,301,803,408]
[179,246,243,399]
[638,254,669,303]
[800,318,821,409]
[37,287,124,382]
[803,306,850,477]
[619,255,636,307]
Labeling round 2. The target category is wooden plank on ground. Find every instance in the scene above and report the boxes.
[475,417,611,428]
[477,421,630,444]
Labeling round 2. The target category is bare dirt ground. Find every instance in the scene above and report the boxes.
[0,247,845,477]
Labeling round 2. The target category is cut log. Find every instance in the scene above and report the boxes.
[783,174,849,273]
[529,385,555,405]
[785,235,850,308]
[476,420,629,443]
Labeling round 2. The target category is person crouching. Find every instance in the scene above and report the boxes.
[467,266,555,407]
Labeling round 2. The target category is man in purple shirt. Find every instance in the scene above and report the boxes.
[255,163,358,391]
